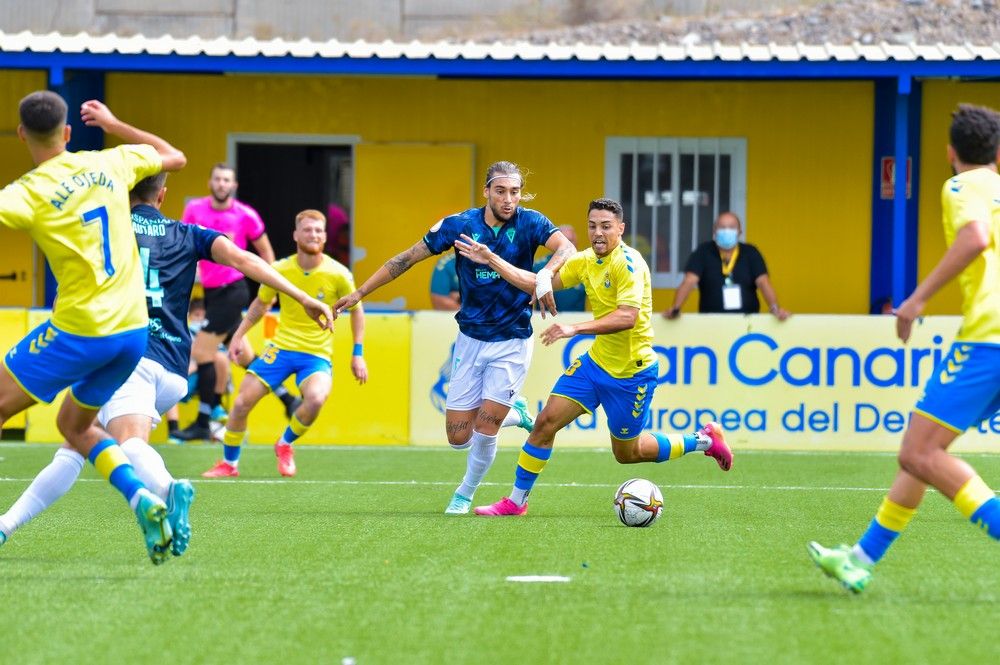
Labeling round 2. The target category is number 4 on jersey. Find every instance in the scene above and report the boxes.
[139,246,164,307]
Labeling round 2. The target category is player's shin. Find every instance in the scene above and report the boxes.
[0,447,84,538]
[954,475,1000,540]
[652,432,703,462]
[88,439,148,508]
[456,430,498,500]
[222,429,245,465]
[509,442,552,506]
[854,496,917,565]
[279,414,309,446]
[120,437,174,501]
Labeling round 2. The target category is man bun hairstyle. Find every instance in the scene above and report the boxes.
[19,91,68,139]
[950,103,1000,166]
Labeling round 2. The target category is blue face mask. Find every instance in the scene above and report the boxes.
[715,228,739,250]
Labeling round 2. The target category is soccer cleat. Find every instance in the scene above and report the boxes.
[511,396,534,433]
[210,405,228,424]
[699,421,733,471]
[134,489,173,565]
[807,541,872,594]
[474,497,528,517]
[284,396,303,419]
[0,530,6,547]
[172,424,213,442]
[444,492,472,515]
[166,480,195,557]
[202,460,239,478]
[275,443,297,477]
[167,432,184,445]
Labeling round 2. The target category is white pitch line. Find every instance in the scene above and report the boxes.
[0,476,891,492]
[506,575,571,583]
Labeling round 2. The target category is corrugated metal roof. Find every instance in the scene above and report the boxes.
[3,30,1000,62]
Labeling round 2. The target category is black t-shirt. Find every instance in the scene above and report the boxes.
[684,241,768,314]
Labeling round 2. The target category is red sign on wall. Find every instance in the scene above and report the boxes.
[880,156,912,200]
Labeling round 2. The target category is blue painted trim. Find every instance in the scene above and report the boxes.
[892,77,910,307]
[2,51,1000,79]
[869,79,894,313]
[906,82,922,298]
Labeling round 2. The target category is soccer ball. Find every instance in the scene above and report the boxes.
[614,478,663,527]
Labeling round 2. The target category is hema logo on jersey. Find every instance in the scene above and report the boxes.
[475,268,501,281]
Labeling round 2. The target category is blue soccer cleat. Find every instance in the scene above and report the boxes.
[167,480,195,557]
[444,492,472,515]
[134,489,173,565]
[511,396,534,433]
[210,405,228,424]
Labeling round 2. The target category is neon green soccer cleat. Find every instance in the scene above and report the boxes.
[135,489,173,565]
[807,541,872,594]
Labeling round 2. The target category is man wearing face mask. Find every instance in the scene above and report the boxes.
[663,211,789,320]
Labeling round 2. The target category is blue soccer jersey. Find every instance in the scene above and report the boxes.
[423,206,557,342]
[131,204,222,377]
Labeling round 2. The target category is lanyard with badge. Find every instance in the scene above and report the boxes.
[720,246,743,311]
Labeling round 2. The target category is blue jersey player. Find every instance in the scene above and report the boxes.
[335,161,575,514]
[809,104,1000,594]
[0,173,332,558]
[0,93,186,563]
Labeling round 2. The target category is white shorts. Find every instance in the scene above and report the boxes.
[446,331,533,411]
[97,357,188,428]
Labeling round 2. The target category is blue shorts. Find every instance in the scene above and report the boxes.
[4,321,147,409]
[246,344,331,392]
[551,352,658,440]
[914,342,1000,433]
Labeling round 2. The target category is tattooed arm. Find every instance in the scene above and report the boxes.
[334,240,434,313]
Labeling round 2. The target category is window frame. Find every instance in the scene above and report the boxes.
[604,137,747,288]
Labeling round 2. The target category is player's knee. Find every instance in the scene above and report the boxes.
[532,411,560,439]
[897,444,932,479]
[446,428,473,448]
[301,393,326,416]
[612,443,641,464]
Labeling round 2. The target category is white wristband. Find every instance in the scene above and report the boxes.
[535,268,553,301]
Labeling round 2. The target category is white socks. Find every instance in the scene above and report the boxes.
[501,409,521,428]
[456,430,498,500]
[0,447,84,537]
[120,437,174,502]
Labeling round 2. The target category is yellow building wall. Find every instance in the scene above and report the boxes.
[105,74,873,314]
[919,80,1000,315]
[0,70,47,307]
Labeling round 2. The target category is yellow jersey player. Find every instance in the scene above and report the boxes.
[809,104,1000,594]
[203,209,366,478]
[0,92,186,563]
[452,198,733,517]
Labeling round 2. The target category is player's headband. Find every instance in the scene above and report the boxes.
[486,174,523,187]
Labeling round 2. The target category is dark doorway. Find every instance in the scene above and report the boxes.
[235,142,353,271]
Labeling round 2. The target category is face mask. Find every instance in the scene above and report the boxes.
[715,228,739,250]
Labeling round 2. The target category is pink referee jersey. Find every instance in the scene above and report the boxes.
[181,197,266,288]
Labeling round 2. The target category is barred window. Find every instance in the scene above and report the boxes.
[604,138,747,288]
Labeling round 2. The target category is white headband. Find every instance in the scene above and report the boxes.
[486,174,523,187]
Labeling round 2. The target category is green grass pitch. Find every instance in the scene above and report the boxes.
[1,442,999,664]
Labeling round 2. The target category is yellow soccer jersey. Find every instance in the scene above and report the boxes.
[941,168,1000,344]
[259,254,356,359]
[0,144,161,336]
[559,242,657,378]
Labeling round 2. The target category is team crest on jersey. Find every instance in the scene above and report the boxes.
[316,289,326,300]
[472,233,481,242]
[604,272,611,288]
[505,228,516,243]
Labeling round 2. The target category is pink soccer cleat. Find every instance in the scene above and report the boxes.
[474,497,528,516]
[699,421,733,471]
[275,443,297,477]
[202,460,239,478]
